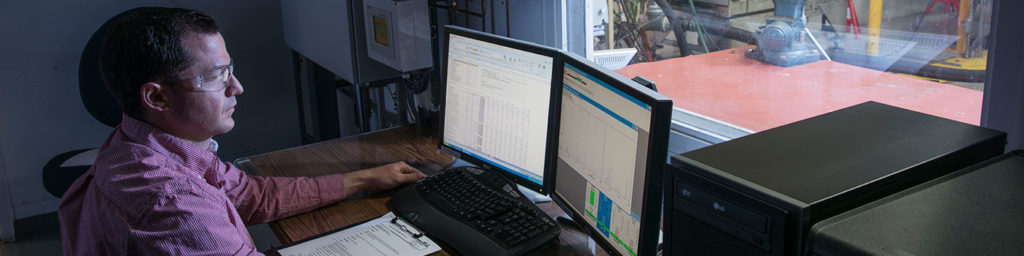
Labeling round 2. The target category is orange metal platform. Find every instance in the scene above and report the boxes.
[616,46,982,132]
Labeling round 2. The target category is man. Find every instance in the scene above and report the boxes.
[58,7,426,255]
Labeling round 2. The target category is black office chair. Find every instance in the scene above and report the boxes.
[42,9,133,198]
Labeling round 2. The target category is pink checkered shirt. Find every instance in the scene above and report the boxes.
[59,115,347,255]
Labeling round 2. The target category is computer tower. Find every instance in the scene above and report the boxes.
[663,101,1006,255]
[808,150,1024,255]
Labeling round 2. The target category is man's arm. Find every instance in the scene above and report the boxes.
[132,191,263,255]
[222,161,426,224]
[338,161,427,196]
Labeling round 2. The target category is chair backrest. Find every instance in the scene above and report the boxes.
[42,149,95,198]
[79,8,140,127]
[43,8,142,198]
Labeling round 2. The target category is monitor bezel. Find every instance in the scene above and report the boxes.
[550,52,673,256]
[437,25,564,195]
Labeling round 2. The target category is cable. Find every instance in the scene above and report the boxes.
[386,83,401,118]
[401,71,430,95]
[652,0,690,56]
[687,0,710,53]
[805,27,831,61]
[614,0,654,61]
[692,16,720,51]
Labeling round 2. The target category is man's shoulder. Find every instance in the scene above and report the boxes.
[91,143,208,216]
[96,130,183,166]
[93,139,186,188]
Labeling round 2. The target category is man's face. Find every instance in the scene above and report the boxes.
[164,32,243,141]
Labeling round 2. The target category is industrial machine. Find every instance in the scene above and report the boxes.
[746,0,823,67]
[650,0,824,67]
[363,0,432,72]
[692,0,774,18]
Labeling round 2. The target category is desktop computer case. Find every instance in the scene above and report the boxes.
[808,150,1024,255]
[662,102,1005,255]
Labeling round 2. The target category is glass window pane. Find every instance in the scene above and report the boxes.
[589,0,992,148]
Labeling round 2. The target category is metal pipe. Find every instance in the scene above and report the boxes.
[955,0,971,54]
[505,0,510,37]
[652,0,690,56]
[482,0,487,32]
[653,0,756,54]
[607,0,615,50]
[867,0,883,56]
[489,0,495,32]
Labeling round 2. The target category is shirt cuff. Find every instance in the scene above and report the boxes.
[315,173,347,206]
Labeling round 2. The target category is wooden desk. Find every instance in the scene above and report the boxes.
[236,126,600,255]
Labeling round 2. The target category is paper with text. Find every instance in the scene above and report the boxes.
[277,212,441,256]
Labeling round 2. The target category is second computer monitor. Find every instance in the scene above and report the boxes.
[552,53,672,256]
[438,26,562,193]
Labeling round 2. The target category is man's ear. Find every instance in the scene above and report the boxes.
[140,82,170,112]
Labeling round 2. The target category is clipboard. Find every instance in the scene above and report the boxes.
[271,212,440,256]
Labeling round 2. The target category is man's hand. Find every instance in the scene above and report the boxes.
[342,161,427,197]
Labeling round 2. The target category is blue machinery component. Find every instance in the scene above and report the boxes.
[746,0,822,67]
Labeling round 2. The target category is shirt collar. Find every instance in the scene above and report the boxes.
[118,115,222,173]
[206,138,219,153]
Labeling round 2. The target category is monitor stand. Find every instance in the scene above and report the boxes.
[517,184,550,203]
[448,158,475,168]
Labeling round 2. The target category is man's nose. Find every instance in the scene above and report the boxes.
[226,75,243,96]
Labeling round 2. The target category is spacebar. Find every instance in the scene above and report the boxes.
[420,190,461,217]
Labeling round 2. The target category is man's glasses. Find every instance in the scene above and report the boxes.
[190,59,234,92]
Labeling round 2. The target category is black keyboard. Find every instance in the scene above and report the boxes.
[390,166,560,256]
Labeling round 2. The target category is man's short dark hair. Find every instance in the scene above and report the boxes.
[99,7,220,119]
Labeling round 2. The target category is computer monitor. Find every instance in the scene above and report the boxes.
[438,26,563,193]
[552,53,673,256]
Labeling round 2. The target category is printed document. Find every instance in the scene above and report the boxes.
[277,212,441,256]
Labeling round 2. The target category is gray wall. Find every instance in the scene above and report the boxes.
[0,0,300,232]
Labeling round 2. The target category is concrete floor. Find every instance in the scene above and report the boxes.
[0,212,280,255]
[0,213,61,256]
